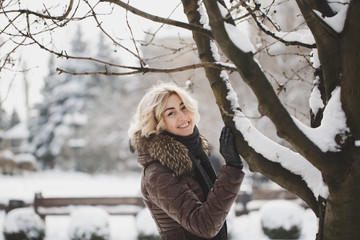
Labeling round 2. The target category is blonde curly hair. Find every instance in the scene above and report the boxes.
[128,82,200,138]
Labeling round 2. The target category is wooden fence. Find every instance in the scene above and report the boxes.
[0,188,300,219]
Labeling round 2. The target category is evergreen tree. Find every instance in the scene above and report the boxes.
[9,110,20,128]
[70,32,131,172]
[27,26,98,169]
[0,108,10,130]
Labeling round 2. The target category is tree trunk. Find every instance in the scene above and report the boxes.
[323,153,360,240]
[322,1,360,238]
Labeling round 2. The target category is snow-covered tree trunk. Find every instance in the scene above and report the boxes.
[181,0,360,239]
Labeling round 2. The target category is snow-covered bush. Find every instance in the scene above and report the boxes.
[0,150,16,175]
[260,200,304,239]
[14,153,37,172]
[3,207,45,240]
[135,208,161,240]
[68,206,110,240]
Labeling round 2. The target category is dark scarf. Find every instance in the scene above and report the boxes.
[163,126,228,240]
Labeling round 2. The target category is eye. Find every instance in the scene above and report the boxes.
[167,111,175,117]
[181,105,187,110]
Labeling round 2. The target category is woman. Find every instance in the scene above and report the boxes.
[129,83,244,240]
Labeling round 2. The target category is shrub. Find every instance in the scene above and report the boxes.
[3,208,45,240]
[68,206,110,240]
[135,208,161,240]
[260,200,304,239]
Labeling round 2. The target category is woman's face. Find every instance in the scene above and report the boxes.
[161,93,195,136]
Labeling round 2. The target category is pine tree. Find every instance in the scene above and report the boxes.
[0,108,10,130]
[9,110,20,128]
[27,26,98,169]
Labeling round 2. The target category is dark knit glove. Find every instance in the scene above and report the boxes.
[219,126,243,169]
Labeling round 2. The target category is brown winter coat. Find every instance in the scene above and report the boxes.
[131,131,244,240]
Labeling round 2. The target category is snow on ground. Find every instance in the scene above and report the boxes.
[0,170,318,240]
[0,170,142,204]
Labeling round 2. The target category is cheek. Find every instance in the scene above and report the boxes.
[187,112,195,122]
[163,118,172,130]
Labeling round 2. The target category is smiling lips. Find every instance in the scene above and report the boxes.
[178,121,190,129]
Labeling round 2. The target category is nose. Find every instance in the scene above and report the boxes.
[177,111,187,121]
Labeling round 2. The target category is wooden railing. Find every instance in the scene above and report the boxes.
[33,192,145,219]
[0,189,300,219]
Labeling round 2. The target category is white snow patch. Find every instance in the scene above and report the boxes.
[5,122,29,139]
[68,206,110,240]
[217,3,255,53]
[260,200,304,231]
[294,87,349,152]
[313,4,349,33]
[309,77,324,116]
[14,153,36,164]
[4,208,45,236]
[0,150,15,160]
[64,112,88,126]
[197,1,210,29]
[210,40,221,62]
[68,138,87,149]
[310,49,320,69]
[0,170,142,205]
[274,31,315,46]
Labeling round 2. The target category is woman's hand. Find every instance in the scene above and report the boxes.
[219,126,243,169]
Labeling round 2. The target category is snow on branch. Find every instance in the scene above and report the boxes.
[196,1,210,30]
[294,87,349,152]
[313,2,349,33]
[221,70,328,198]
[217,2,255,53]
[309,78,324,116]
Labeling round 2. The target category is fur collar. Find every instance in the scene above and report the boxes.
[131,131,209,178]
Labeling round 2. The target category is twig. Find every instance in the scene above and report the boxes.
[83,0,144,63]
[125,0,145,67]
[99,0,213,38]
[242,1,316,49]
[56,61,238,76]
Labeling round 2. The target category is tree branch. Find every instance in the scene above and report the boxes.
[56,62,237,76]
[99,0,213,38]
[180,0,320,214]
[0,0,75,21]
[202,0,332,172]
[242,1,316,49]
[243,142,319,216]
[295,0,342,100]
[83,0,145,65]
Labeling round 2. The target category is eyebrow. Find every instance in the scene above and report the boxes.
[164,102,184,113]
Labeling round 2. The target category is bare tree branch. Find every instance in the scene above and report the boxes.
[0,37,26,72]
[124,0,145,67]
[83,0,145,65]
[295,0,342,100]
[202,0,333,173]
[141,2,183,46]
[0,0,75,21]
[242,1,316,49]
[99,0,213,38]
[56,61,237,76]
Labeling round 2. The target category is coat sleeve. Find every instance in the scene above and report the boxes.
[143,163,244,238]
